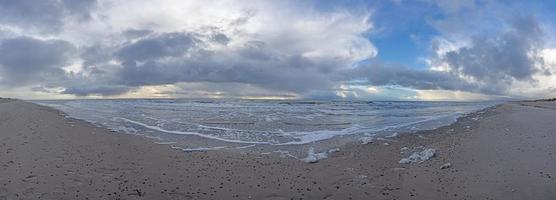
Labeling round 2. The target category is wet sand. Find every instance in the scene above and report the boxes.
[0,98,555,199]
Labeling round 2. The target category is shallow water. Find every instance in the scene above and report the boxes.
[34,99,499,147]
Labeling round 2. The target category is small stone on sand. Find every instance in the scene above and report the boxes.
[440,162,452,169]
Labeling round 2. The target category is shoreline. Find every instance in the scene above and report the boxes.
[1,99,555,199]
[30,99,500,160]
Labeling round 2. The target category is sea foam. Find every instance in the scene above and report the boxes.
[34,99,499,147]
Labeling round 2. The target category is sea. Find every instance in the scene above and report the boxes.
[34,99,499,153]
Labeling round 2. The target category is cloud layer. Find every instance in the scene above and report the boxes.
[0,0,555,100]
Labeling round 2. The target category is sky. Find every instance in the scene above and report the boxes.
[0,0,555,100]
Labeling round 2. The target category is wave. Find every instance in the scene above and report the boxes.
[33,99,501,146]
[117,117,270,144]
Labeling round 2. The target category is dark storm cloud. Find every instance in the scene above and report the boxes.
[116,32,199,62]
[60,31,340,96]
[347,62,476,90]
[54,32,210,96]
[122,29,154,39]
[114,49,337,93]
[345,16,544,95]
[0,36,76,86]
[61,0,98,20]
[0,0,98,33]
[210,33,230,45]
[58,64,135,96]
[80,44,115,68]
[436,16,543,93]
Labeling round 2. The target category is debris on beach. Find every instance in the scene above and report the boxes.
[328,148,340,153]
[302,147,340,163]
[303,147,329,163]
[400,147,409,151]
[360,136,374,144]
[399,148,436,164]
[391,167,406,171]
[440,162,452,169]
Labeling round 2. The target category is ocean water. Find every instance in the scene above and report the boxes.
[34,99,499,147]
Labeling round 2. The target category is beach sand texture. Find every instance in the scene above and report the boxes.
[0,98,555,199]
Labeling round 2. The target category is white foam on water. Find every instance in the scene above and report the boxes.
[280,112,462,145]
[235,144,257,149]
[281,129,359,145]
[34,99,501,150]
[280,123,415,145]
[154,141,177,145]
[172,145,228,152]
[112,126,138,134]
[385,132,399,138]
[194,122,273,134]
[144,135,163,140]
[118,117,270,144]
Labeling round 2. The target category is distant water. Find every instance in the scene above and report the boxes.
[34,99,499,146]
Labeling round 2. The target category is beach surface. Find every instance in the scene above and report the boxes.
[0,98,555,199]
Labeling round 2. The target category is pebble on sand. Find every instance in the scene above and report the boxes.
[440,162,452,169]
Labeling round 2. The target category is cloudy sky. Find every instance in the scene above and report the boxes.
[0,0,555,100]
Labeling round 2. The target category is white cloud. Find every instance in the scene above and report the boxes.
[541,48,556,67]
[61,0,376,63]
[1,0,555,101]
[0,0,377,99]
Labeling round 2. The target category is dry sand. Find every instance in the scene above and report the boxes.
[0,98,555,199]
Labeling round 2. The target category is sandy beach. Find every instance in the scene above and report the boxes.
[1,98,555,200]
